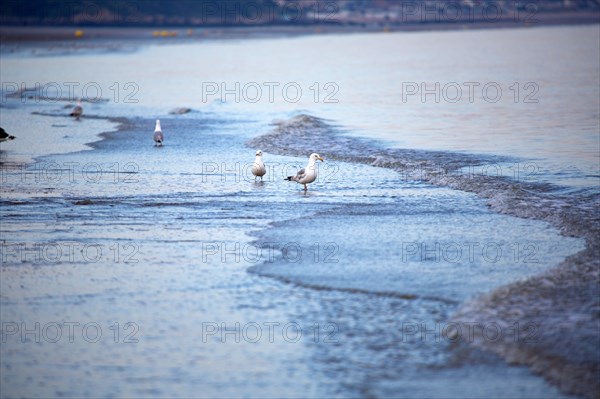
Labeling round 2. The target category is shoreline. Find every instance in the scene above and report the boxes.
[451,244,599,399]
[0,109,121,164]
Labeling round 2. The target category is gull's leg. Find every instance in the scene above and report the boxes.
[303,184,308,191]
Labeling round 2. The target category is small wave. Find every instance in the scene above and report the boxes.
[247,263,460,305]
[249,114,598,242]
[248,113,600,398]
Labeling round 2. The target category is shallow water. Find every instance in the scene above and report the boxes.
[2,24,597,188]
[0,112,583,398]
[1,24,597,398]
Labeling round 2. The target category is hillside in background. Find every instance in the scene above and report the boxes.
[1,0,599,26]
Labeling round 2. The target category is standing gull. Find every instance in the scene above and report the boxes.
[0,127,16,142]
[153,120,164,146]
[70,99,83,119]
[285,153,324,191]
[252,150,266,181]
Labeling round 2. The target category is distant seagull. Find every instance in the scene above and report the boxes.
[70,99,83,119]
[286,153,324,191]
[252,150,266,181]
[0,127,16,142]
[153,120,164,146]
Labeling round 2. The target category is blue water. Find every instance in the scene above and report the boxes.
[1,25,596,398]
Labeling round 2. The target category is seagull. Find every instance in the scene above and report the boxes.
[70,99,83,119]
[252,150,266,181]
[0,127,16,142]
[153,120,164,146]
[285,153,324,191]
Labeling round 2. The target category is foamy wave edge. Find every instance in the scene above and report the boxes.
[248,113,600,399]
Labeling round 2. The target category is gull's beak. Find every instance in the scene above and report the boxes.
[318,156,324,162]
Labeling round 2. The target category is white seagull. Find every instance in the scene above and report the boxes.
[153,120,164,146]
[286,153,324,191]
[0,127,16,142]
[252,150,266,181]
[70,99,83,119]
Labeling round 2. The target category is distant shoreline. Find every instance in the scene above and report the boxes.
[1,10,598,43]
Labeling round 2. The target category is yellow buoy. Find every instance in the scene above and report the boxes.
[74,30,84,38]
